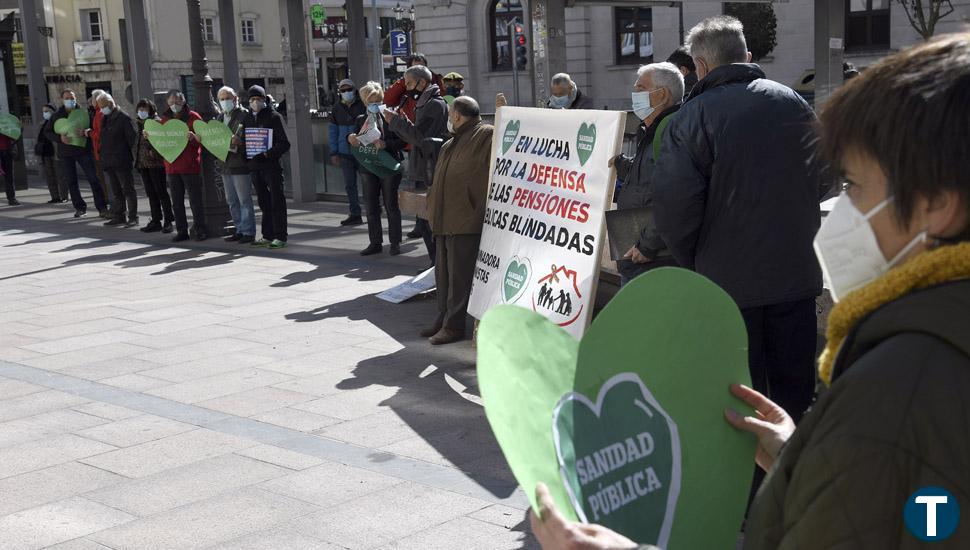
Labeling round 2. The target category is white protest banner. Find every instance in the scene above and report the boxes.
[468,106,626,338]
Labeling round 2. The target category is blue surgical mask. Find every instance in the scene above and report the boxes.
[632,89,660,121]
[549,94,571,109]
[170,104,183,113]
[42,111,52,121]
[64,99,76,110]
[341,91,356,102]
[137,110,149,120]
[367,103,381,114]
[220,99,235,112]
[100,106,112,116]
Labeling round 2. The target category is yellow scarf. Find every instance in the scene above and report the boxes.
[818,242,970,386]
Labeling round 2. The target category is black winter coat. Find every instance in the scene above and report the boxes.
[98,109,137,170]
[353,112,406,161]
[653,64,828,309]
[388,84,449,185]
[35,119,56,157]
[221,106,254,175]
[249,106,290,170]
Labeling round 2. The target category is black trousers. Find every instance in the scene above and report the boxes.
[434,234,481,332]
[169,173,206,235]
[140,167,173,224]
[42,156,66,201]
[252,165,287,242]
[361,170,402,246]
[1,150,14,201]
[105,167,138,221]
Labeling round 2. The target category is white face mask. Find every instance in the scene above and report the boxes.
[813,192,927,302]
[42,111,52,121]
[170,103,183,114]
[219,99,235,112]
[632,89,660,121]
[447,116,455,134]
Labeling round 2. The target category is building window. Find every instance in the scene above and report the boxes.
[203,16,217,43]
[490,0,523,71]
[240,18,258,44]
[81,9,103,41]
[13,16,22,42]
[615,8,653,65]
[846,0,889,51]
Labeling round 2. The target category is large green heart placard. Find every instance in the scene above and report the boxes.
[192,119,233,162]
[0,113,21,140]
[144,119,189,163]
[53,109,89,148]
[576,122,596,166]
[477,267,754,549]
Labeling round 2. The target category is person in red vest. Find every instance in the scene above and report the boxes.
[156,89,206,242]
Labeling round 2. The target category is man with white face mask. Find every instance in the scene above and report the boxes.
[218,86,256,243]
[609,62,684,285]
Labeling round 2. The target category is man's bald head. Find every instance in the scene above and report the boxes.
[449,96,481,132]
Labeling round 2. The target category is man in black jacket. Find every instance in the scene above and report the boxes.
[329,79,366,226]
[52,89,108,218]
[384,65,449,264]
[96,93,139,226]
[218,86,256,243]
[610,61,683,285]
[653,16,827,424]
[247,85,291,249]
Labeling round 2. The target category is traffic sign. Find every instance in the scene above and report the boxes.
[390,30,410,57]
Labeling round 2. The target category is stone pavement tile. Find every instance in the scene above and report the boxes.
[19,305,132,328]
[142,352,279,383]
[284,482,491,549]
[15,287,117,308]
[145,368,293,404]
[0,346,43,363]
[19,343,155,371]
[0,390,89,423]
[71,402,141,421]
[259,460,405,508]
[44,538,115,550]
[0,379,46,400]
[125,312,240,336]
[21,329,146,356]
[205,528,343,550]
[468,504,530,529]
[197,386,316,417]
[15,317,136,342]
[378,427,504,469]
[0,310,43,326]
[88,487,320,550]
[79,428,253,478]
[0,496,135,550]
[98,373,172,392]
[271,368,368,398]
[379,516,537,550]
[76,414,195,447]
[0,433,117,479]
[249,407,341,432]
[291,385,402,421]
[218,298,328,319]
[114,302,226,324]
[0,410,108,449]
[1,333,44,352]
[0,461,126,517]
[84,454,290,517]
[314,411,428,449]
[132,337,263,366]
[123,324,246,350]
[234,444,325,471]
[57,358,163,381]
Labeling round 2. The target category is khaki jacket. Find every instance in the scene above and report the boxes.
[427,118,494,235]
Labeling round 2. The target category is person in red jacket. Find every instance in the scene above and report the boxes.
[84,89,111,215]
[383,53,446,124]
[156,89,206,242]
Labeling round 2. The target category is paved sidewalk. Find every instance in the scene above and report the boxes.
[0,185,537,549]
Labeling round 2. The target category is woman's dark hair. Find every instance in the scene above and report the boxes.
[820,32,970,232]
[408,52,428,67]
[136,98,157,118]
[60,88,75,98]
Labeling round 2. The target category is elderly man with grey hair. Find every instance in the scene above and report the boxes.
[653,15,826,427]
[608,61,683,285]
[95,92,139,226]
[495,72,594,110]
[384,64,449,265]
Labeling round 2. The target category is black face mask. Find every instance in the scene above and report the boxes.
[445,87,462,97]
[407,88,422,100]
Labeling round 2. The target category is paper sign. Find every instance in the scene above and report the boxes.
[376,267,436,303]
[467,106,626,338]
[477,267,755,549]
[193,119,234,162]
[53,108,89,148]
[0,113,22,140]
[245,127,272,159]
[144,118,189,163]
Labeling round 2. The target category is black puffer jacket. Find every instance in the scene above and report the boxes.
[653,64,828,309]
[746,279,970,549]
[98,109,137,170]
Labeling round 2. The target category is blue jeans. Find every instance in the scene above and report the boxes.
[62,153,107,212]
[223,173,256,236]
[339,154,362,217]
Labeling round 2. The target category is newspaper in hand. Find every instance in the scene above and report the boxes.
[357,115,382,146]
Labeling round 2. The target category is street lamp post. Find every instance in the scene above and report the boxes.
[393,3,415,58]
[322,21,348,100]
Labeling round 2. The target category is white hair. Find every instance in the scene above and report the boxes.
[637,62,685,101]
[405,65,432,83]
[358,81,384,103]
[686,15,748,69]
[97,92,116,107]
[551,73,575,89]
[217,86,237,98]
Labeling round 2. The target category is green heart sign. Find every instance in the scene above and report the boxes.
[502,119,520,155]
[477,267,755,549]
[144,119,189,164]
[0,113,21,140]
[192,119,233,162]
[503,256,531,303]
[576,122,596,166]
[53,109,89,148]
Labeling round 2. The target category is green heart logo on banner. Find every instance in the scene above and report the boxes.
[503,256,531,303]
[554,375,680,546]
[192,119,233,162]
[576,122,596,166]
[0,113,22,140]
[53,109,89,148]
[144,118,189,164]
[477,267,755,549]
[502,119,520,155]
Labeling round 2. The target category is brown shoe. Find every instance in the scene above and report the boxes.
[420,325,442,338]
[429,328,464,345]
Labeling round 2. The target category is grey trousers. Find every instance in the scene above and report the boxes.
[434,234,481,332]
